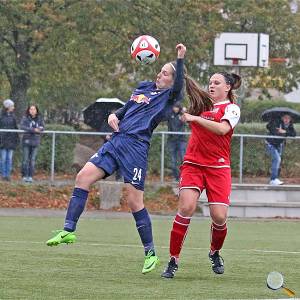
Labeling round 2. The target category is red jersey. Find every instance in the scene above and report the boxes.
[183,100,240,168]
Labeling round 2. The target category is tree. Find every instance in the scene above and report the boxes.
[0,0,82,118]
[1,0,300,122]
[18,0,223,117]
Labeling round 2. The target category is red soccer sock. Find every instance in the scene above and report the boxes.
[210,222,227,253]
[170,213,191,260]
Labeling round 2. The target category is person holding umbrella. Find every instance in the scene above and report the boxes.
[265,112,297,185]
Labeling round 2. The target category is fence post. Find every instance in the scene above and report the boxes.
[160,133,165,183]
[239,135,244,184]
[50,132,56,184]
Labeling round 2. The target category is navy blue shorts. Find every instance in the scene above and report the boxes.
[89,133,149,191]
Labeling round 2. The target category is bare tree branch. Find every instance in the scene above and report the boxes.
[0,35,17,53]
[0,55,13,84]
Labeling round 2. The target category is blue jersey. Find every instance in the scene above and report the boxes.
[89,58,184,190]
[114,58,184,143]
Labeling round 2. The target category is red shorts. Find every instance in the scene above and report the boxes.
[179,163,231,206]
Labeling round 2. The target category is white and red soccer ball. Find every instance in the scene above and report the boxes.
[131,35,160,65]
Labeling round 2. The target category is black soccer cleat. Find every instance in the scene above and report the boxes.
[161,257,178,279]
[208,251,224,274]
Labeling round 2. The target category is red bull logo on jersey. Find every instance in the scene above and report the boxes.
[130,94,150,104]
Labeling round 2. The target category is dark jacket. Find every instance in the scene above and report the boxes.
[266,119,296,147]
[0,110,19,150]
[167,111,186,142]
[20,115,45,147]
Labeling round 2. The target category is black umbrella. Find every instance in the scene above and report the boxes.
[83,98,125,130]
[261,107,300,122]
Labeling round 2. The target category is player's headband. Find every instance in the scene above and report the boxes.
[169,62,176,72]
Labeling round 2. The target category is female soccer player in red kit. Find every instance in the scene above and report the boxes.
[162,72,241,278]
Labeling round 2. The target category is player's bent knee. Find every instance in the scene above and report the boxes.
[210,207,228,225]
[75,163,106,189]
[75,168,97,189]
[75,172,90,189]
[210,212,227,225]
[212,216,227,226]
[179,203,196,217]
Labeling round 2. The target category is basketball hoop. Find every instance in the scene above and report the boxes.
[232,58,239,65]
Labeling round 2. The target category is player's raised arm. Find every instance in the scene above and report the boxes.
[168,43,186,102]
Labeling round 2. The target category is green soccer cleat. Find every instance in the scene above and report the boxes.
[142,250,160,274]
[46,230,76,246]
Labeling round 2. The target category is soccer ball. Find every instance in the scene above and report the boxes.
[131,35,160,65]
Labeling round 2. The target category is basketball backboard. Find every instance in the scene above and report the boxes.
[214,32,269,67]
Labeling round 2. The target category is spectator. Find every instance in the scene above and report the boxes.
[167,103,187,181]
[0,99,19,181]
[20,105,45,183]
[266,114,296,185]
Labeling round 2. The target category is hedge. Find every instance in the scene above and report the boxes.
[240,99,300,123]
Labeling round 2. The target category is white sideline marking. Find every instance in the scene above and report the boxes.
[1,240,300,255]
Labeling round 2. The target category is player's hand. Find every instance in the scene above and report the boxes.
[176,43,186,59]
[108,113,120,132]
[181,112,197,123]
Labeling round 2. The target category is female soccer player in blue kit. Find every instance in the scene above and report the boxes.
[46,43,211,274]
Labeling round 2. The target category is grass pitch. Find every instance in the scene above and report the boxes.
[0,214,299,300]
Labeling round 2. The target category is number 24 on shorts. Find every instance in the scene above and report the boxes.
[133,168,142,182]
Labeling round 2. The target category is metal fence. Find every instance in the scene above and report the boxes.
[1,129,299,184]
[154,131,300,184]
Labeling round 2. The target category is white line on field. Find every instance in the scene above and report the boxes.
[1,240,300,255]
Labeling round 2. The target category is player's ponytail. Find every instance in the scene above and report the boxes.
[169,61,213,115]
[231,73,242,90]
[185,75,213,115]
